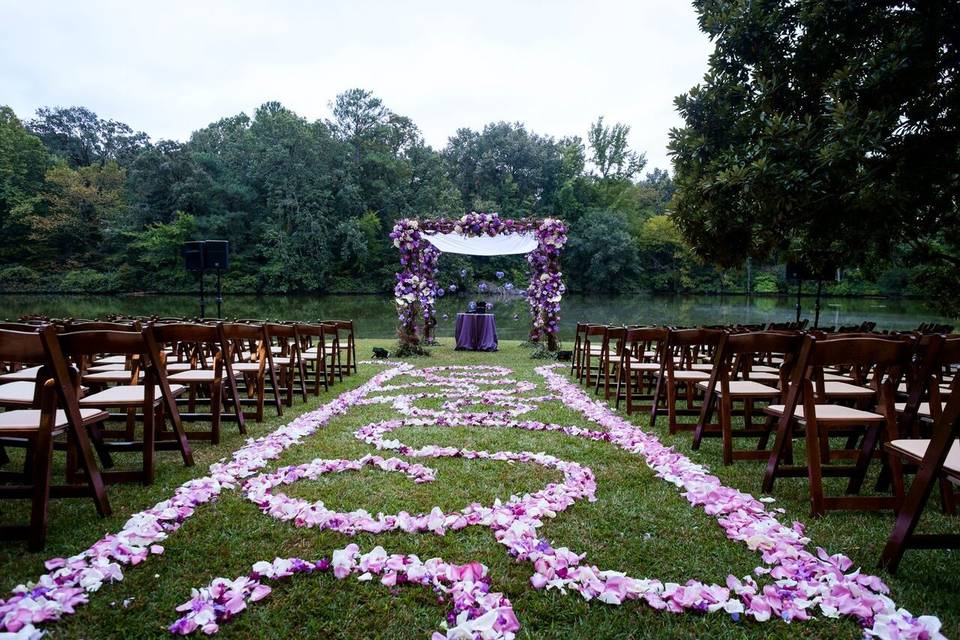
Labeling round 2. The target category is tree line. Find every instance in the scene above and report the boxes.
[0,85,943,302]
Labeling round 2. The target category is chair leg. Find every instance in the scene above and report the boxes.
[256,376,265,422]
[210,381,222,445]
[71,419,111,517]
[721,394,734,465]
[805,414,826,517]
[28,429,54,551]
[762,416,793,493]
[667,382,678,434]
[267,365,283,416]
[143,404,155,486]
[297,357,308,402]
[0,443,8,465]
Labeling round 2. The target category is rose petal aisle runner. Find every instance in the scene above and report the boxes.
[0,363,944,640]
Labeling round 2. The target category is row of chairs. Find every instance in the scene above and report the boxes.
[569,321,959,572]
[0,317,358,549]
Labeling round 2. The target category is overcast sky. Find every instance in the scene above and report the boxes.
[0,0,713,172]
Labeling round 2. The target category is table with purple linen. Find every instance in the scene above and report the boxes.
[454,313,498,351]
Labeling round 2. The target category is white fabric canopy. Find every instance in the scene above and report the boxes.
[424,232,538,256]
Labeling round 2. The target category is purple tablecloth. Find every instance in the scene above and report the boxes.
[455,313,498,351]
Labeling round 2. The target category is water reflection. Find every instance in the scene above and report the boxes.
[0,293,952,341]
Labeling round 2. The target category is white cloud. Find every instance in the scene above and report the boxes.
[0,0,712,171]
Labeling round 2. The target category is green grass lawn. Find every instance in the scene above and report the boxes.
[1,339,957,639]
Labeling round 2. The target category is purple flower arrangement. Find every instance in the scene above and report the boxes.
[390,214,567,348]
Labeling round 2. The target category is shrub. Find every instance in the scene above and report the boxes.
[58,269,118,293]
[753,272,779,293]
[0,266,41,292]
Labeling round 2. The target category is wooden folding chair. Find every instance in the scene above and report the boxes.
[693,331,804,464]
[221,323,282,422]
[320,322,344,384]
[328,320,357,375]
[265,323,307,406]
[761,334,915,516]
[297,323,335,394]
[570,323,587,378]
[0,326,112,549]
[151,323,245,444]
[578,325,608,387]
[593,326,626,399]
[614,327,667,415]
[880,390,960,572]
[57,329,193,485]
[651,328,725,433]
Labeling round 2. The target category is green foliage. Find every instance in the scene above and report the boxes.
[58,268,119,293]
[669,1,960,309]
[0,265,41,292]
[587,116,645,180]
[753,272,779,294]
[0,86,946,302]
[565,210,642,292]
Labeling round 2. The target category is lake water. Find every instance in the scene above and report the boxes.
[0,293,953,341]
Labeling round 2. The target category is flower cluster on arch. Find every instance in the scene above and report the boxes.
[390,213,567,346]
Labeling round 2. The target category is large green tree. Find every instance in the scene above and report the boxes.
[669,0,960,300]
[28,106,150,168]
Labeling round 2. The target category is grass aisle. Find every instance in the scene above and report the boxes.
[1,340,957,639]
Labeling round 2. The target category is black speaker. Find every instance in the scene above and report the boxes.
[182,241,205,272]
[203,240,229,270]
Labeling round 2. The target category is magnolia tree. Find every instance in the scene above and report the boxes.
[391,213,567,352]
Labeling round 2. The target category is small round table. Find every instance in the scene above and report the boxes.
[454,313,498,351]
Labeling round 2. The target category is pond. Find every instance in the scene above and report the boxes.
[0,293,953,341]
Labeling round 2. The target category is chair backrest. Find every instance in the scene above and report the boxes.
[663,328,725,373]
[150,323,221,343]
[0,322,49,332]
[723,330,805,358]
[715,330,805,383]
[57,329,154,363]
[0,327,48,366]
[60,321,141,333]
[0,326,87,416]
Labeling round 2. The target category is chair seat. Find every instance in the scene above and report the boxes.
[271,356,293,366]
[667,370,711,381]
[270,346,283,354]
[0,408,108,434]
[823,381,875,397]
[231,362,263,372]
[83,370,144,383]
[79,384,185,407]
[166,362,195,372]
[690,363,713,371]
[304,347,319,354]
[696,380,781,397]
[745,371,780,382]
[93,355,129,365]
[823,372,854,382]
[764,403,885,422]
[0,381,37,405]
[168,369,218,382]
[888,439,960,478]
[894,402,940,419]
[752,365,779,374]
[87,363,126,372]
[0,365,43,381]
[624,359,660,371]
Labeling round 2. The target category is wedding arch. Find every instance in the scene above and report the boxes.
[391,212,567,351]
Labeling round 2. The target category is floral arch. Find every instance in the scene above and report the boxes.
[391,212,567,351]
